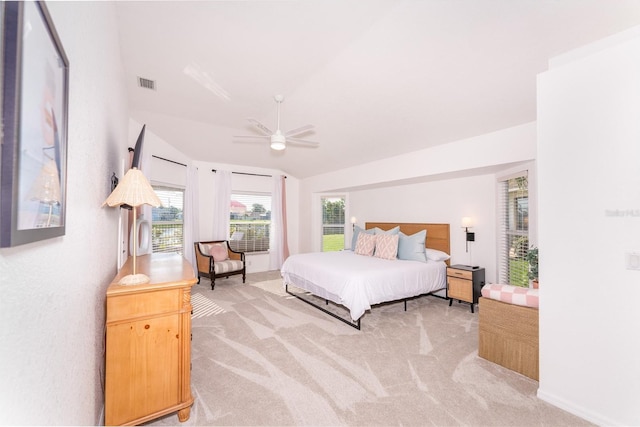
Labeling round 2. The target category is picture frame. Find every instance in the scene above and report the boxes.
[1,1,69,247]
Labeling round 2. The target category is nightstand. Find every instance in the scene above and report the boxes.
[446,264,485,313]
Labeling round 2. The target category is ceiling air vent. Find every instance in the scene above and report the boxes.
[137,76,156,90]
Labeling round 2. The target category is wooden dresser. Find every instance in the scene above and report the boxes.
[105,254,197,426]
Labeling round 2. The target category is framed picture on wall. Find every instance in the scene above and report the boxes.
[1,1,69,247]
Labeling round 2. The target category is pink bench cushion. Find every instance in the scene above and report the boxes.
[481,284,539,308]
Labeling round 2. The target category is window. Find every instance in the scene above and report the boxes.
[151,187,184,255]
[497,174,529,287]
[321,196,345,252]
[229,192,271,253]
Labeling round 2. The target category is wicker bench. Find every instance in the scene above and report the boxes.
[478,284,539,380]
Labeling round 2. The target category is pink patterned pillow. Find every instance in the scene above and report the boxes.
[374,234,399,260]
[354,233,377,256]
[210,244,229,262]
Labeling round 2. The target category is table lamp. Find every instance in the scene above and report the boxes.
[103,167,162,285]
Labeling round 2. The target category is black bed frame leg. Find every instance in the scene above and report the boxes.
[286,284,362,330]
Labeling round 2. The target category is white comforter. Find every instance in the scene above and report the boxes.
[281,250,447,321]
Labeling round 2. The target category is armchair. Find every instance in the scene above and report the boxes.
[194,240,246,290]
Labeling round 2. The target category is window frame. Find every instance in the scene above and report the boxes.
[151,185,184,255]
[321,196,346,252]
[496,162,537,288]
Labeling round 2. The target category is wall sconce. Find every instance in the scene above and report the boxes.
[350,216,357,231]
[461,216,475,252]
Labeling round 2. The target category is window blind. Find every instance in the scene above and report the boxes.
[151,187,184,255]
[497,172,529,287]
[229,192,271,253]
[321,196,345,252]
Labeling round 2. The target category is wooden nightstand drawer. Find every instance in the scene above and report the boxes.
[448,277,473,302]
[447,268,472,280]
[446,264,485,313]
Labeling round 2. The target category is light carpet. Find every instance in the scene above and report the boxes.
[147,274,591,426]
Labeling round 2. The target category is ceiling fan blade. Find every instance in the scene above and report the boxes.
[287,137,320,147]
[285,124,314,137]
[233,135,270,139]
[247,118,273,136]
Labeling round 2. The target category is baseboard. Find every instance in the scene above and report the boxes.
[537,387,618,426]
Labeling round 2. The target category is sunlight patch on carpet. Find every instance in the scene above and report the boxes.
[248,278,291,297]
[191,293,225,319]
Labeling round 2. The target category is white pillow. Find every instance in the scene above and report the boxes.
[425,248,450,262]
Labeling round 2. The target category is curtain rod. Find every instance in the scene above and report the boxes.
[211,169,286,178]
[152,155,187,167]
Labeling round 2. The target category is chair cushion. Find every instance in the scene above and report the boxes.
[213,260,244,275]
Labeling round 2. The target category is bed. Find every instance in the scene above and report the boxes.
[281,222,450,329]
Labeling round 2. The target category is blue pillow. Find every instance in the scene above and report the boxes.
[397,230,427,262]
[373,226,400,235]
[351,225,375,250]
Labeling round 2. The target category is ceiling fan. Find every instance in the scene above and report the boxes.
[234,95,319,150]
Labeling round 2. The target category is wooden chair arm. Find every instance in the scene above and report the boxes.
[227,242,245,261]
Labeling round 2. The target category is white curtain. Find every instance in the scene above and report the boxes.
[269,175,289,270]
[183,165,200,272]
[212,170,231,240]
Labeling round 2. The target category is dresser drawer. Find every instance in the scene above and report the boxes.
[107,288,182,323]
[447,268,473,280]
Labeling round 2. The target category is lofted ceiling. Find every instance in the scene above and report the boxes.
[115,0,640,179]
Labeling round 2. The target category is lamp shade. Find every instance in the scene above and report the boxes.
[103,167,162,208]
[461,217,473,228]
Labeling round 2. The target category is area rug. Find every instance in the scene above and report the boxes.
[148,275,591,426]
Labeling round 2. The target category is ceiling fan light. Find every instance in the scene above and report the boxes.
[270,141,286,150]
[270,133,286,150]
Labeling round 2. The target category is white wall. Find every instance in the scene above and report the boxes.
[0,3,128,424]
[349,174,497,281]
[537,27,640,426]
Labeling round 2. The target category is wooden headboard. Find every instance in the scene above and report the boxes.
[365,222,451,264]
